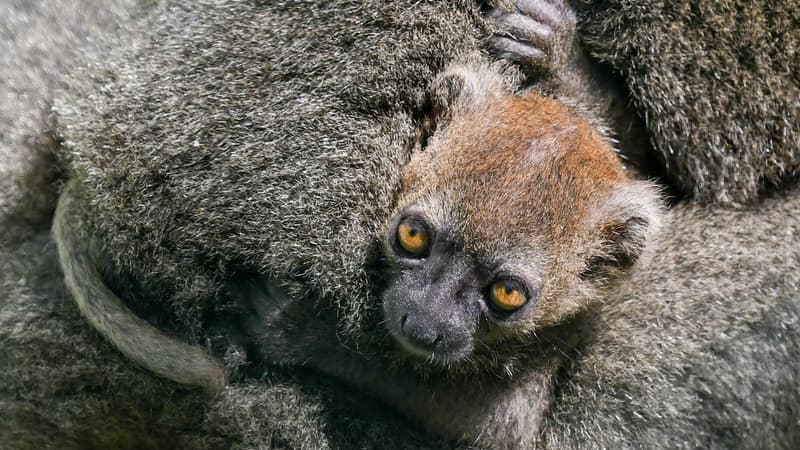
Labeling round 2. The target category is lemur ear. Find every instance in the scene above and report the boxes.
[417,62,509,147]
[580,181,664,282]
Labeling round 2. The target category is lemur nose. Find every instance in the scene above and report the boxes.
[401,313,444,349]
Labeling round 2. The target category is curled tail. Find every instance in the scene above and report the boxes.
[53,182,225,395]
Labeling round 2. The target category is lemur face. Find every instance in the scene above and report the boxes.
[381,71,658,367]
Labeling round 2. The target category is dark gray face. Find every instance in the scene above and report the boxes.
[382,209,540,367]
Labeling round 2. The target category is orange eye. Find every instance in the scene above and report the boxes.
[396,217,431,257]
[488,279,528,312]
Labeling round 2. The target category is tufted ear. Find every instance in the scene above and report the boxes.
[417,61,510,147]
[580,181,664,282]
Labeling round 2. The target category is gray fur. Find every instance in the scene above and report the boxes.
[53,180,225,394]
[55,0,486,339]
[2,0,800,449]
[0,0,140,232]
[573,0,800,204]
[541,195,800,448]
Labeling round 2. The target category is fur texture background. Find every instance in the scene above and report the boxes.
[575,0,800,204]
[2,0,799,448]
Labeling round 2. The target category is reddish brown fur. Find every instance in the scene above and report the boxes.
[403,91,627,246]
[397,89,635,331]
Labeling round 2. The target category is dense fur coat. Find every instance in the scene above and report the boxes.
[56,0,486,337]
[2,0,799,449]
[574,0,800,204]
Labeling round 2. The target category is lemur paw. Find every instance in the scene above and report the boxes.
[488,0,578,76]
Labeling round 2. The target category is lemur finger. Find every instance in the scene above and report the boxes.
[490,37,547,65]
[492,12,553,51]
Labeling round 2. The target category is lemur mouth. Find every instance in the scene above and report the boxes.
[395,338,471,367]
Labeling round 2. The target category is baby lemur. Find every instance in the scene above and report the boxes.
[54,0,661,447]
[377,0,660,370]
[381,71,659,370]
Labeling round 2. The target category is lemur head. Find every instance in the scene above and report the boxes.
[381,64,662,368]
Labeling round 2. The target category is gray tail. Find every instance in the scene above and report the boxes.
[53,182,225,395]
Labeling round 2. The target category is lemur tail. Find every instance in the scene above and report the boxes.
[53,182,225,396]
